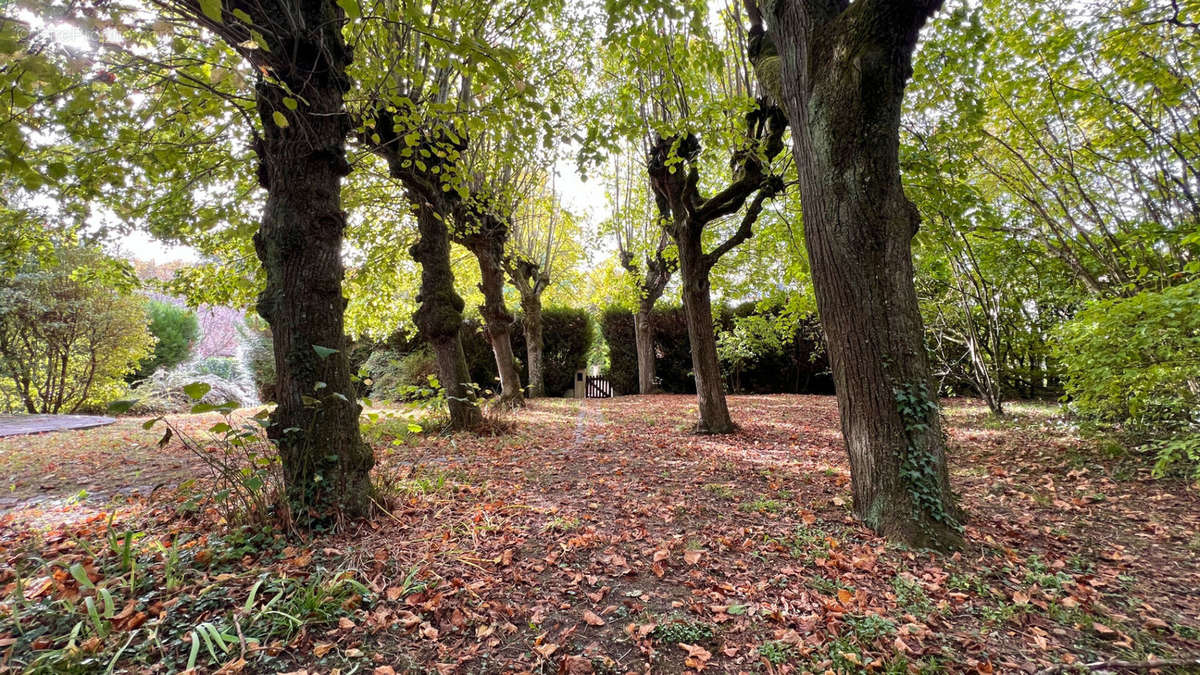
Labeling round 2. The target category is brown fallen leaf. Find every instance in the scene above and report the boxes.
[684,550,703,565]
[533,642,559,658]
[313,643,334,657]
[678,643,711,670]
[582,610,606,626]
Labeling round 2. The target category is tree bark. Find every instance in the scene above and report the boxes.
[633,301,657,395]
[410,205,484,431]
[249,21,373,520]
[520,292,545,398]
[677,227,734,433]
[764,0,963,548]
[465,237,523,406]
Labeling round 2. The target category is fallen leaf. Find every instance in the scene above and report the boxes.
[582,610,606,626]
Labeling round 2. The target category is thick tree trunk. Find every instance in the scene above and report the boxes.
[677,228,734,434]
[410,206,483,430]
[251,67,372,519]
[633,302,658,395]
[471,242,524,406]
[767,0,962,549]
[521,293,545,398]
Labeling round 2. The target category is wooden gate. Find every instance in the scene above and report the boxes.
[585,375,613,398]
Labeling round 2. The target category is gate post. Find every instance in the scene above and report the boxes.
[574,370,585,399]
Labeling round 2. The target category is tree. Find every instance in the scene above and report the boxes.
[506,176,582,398]
[0,244,153,414]
[594,4,788,432]
[158,0,374,520]
[135,300,200,380]
[358,0,582,420]
[605,141,676,395]
[753,0,963,548]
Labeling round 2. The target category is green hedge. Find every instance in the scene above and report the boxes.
[367,306,593,398]
[1055,281,1200,431]
[600,303,832,395]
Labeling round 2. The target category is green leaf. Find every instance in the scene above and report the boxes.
[282,97,298,111]
[272,110,289,128]
[312,345,338,359]
[336,0,361,19]
[108,399,138,414]
[183,382,211,401]
[198,0,223,23]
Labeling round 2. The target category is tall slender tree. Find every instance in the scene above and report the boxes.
[606,142,676,395]
[749,0,963,548]
[600,4,788,432]
[505,175,580,398]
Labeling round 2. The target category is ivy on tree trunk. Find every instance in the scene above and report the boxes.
[176,0,374,520]
[756,0,964,549]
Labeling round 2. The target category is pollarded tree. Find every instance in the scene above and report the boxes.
[604,140,676,395]
[505,175,583,398]
[358,0,584,417]
[750,0,963,548]
[154,0,375,519]
[601,3,788,433]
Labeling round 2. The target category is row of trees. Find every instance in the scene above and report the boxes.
[5,0,1196,548]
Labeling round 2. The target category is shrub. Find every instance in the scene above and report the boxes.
[1055,281,1200,478]
[0,245,154,413]
[135,300,200,379]
[1054,281,1200,430]
[600,303,831,396]
[512,307,593,396]
[364,347,438,402]
[127,360,259,414]
[192,356,239,381]
[600,307,638,395]
[237,316,276,403]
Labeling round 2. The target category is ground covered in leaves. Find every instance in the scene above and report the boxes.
[0,395,1198,673]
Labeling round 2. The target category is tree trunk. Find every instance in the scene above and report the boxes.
[633,301,658,395]
[767,0,962,549]
[677,226,734,434]
[410,205,483,430]
[521,293,545,398]
[471,242,523,406]
[251,62,373,519]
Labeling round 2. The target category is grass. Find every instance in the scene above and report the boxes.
[738,496,786,514]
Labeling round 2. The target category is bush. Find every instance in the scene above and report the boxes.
[192,356,240,381]
[0,245,154,413]
[512,307,593,396]
[135,300,200,380]
[600,303,831,396]
[237,317,276,403]
[1054,281,1200,429]
[127,360,259,414]
[600,307,638,395]
[364,347,438,402]
[1054,282,1200,477]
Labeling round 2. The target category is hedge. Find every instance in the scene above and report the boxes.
[366,306,593,399]
[600,302,832,395]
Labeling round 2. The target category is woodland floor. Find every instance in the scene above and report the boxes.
[0,395,1198,674]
